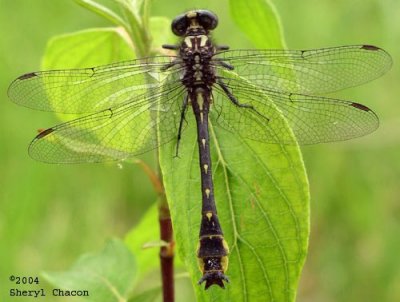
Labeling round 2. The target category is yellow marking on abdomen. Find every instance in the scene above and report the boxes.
[221,255,229,273]
[205,188,211,198]
[206,212,213,220]
[203,164,209,174]
[199,234,223,240]
[222,238,230,254]
[196,93,205,123]
[201,139,206,148]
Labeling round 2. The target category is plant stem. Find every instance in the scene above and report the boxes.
[159,193,174,302]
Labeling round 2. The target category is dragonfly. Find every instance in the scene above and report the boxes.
[8,10,392,289]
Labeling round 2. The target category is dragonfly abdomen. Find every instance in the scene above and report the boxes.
[190,87,230,289]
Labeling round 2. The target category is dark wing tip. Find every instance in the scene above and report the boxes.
[8,72,37,99]
[360,45,393,73]
[18,72,38,80]
[35,127,54,139]
[361,45,381,51]
[8,72,39,101]
[350,102,371,112]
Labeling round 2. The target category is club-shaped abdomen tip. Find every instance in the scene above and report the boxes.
[197,235,230,289]
[198,266,230,289]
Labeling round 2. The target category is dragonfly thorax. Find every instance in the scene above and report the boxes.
[180,35,216,88]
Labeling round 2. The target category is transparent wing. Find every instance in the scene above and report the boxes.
[214,45,392,95]
[211,84,294,145]
[8,56,181,113]
[29,76,187,163]
[212,78,379,145]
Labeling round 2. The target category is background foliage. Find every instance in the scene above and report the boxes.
[0,0,399,301]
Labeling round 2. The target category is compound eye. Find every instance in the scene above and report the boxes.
[197,10,218,31]
[171,14,189,36]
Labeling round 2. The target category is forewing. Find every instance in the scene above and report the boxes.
[29,76,186,163]
[214,45,392,95]
[212,78,379,145]
[8,56,180,113]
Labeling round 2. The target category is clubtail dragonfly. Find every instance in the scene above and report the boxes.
[8,10,392,289]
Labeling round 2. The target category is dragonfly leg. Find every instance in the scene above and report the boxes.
[175,94,189,158]
[217,79,270,122]
[160,59,181,71]
[217,79,254,109]
[212,58,234,70]
[215,45,229,51]
[162,44,180,50]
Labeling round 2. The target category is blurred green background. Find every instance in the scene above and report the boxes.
[0,0,399,301]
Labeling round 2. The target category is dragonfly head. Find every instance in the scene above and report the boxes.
[172,10,218,37]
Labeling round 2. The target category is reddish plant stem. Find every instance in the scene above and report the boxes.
[159,196,174,302]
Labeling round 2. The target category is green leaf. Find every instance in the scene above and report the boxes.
[40,17,172,67]
[74,0,128,28]
[127,275,195,302]
[128,287,161,302]
[125,204,161,279]
[229,0,286,48]
[42,27,135,70]
[43,239,137,302]
[149,17,174,54]
[129,273,195,302]
[73,0,150,56]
